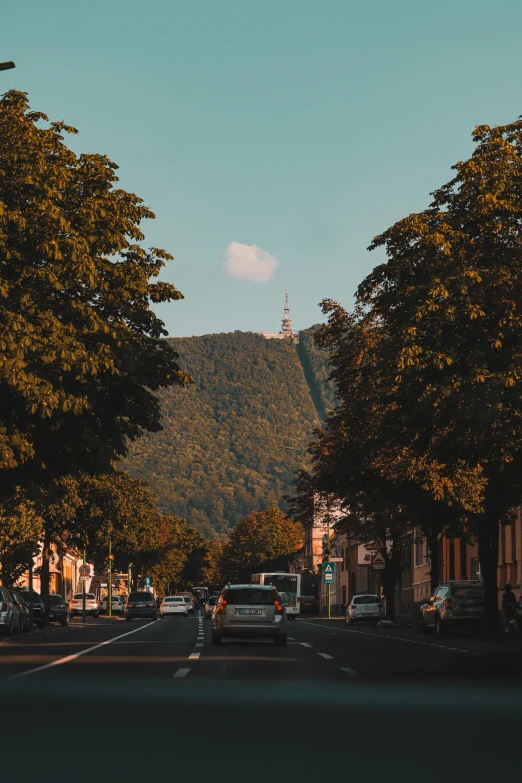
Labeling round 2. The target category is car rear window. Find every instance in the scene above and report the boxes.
[224,588,276,605]
[165,597,184,603]
[302,596,315,601]
[353,596,379,605]
[208,597,217,605]
[451,587,484,599]
[50,596,64,606]
[20,591,41,603]
[128,593,153,602]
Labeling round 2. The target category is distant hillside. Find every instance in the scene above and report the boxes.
[125,328,335,539]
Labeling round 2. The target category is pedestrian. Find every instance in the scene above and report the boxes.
[501,583,517,633]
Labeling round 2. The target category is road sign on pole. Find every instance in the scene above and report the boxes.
[79,564,90,578]
[372,551,386,570]
[323,562,335,584]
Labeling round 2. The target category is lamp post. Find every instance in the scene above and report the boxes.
[108,541,113,617]
[82,546,87,624]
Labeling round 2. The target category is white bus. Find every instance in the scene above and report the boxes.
[250,572,301,618]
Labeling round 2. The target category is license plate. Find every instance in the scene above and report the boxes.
[465,607,482,612]
[239,608,262,615]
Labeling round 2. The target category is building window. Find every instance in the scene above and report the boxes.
[471,557,481,580]
[415,533,424,568]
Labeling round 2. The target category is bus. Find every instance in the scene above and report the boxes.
[250,572,301,618]
[192,586,209,604]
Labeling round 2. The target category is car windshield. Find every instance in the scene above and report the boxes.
[49,596,64,605]
[302,596,315,601]
[128,593,153,602]
[451,587,484,599]
[224,588,275,605]
[353,596,379,604]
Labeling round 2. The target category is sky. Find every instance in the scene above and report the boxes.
[3,0,522,337]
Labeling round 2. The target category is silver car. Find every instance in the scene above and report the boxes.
[418,580,485,637]
[211,584,287,646]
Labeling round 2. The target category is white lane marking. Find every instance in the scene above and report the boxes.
[173,668,191,678]
[297,621,481,656]
[189,652,201,660]
[9,621,159,680]
[288,637,296,641]
[341,667,360,677]
[318,653,334,659]
[300,643,312,648]
[195,643,204,647]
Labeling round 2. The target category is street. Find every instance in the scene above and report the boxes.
[2,614,521,781]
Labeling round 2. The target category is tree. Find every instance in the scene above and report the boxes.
[0,90,189,488]
[0,490,41,587]
[358,117,522,634]
[221,507,303,583]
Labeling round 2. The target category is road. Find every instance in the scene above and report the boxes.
[1,613,520,779]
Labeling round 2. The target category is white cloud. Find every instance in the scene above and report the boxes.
[223,241,279,283]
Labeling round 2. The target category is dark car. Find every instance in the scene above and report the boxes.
[49,594,69,626]
[125,592,157,622]
[9,589,30,632]
[300,596,319,614]
[18,589,45,628]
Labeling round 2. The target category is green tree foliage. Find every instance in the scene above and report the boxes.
[297,325,337,417]
[0,90,188,489]
[0,490,41,587]
[125,331,328,537]
[220,507,303,583]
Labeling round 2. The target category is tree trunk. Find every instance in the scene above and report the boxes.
[426,530,440,595]
[477,515,500,638]
[40,528,52,627]
[383,560,397,621]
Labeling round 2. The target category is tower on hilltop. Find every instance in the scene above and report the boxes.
[260,290,299,344]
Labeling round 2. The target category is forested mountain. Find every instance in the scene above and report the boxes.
[125,327,335,539]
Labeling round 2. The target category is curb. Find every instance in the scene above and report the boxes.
[1,623,71,645]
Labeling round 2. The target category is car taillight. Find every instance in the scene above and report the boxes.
[443,599,453,609]
[216,601,227,614]
[274,601,284,615]
[1,602,7,612]
[350,605,356,611]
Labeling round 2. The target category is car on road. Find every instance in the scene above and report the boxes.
[418,580,485,637]
[125,591,157,622]
[205,595,218,618]
[8,589,30,633]
[49,594,70,626]
[100,595,126,615]
[17,589,45,628]
[211,584,287,646]
[69,593,100,618]
[345,594,381,625]
[300,596,319,614]
[160,596,189,618]
[0,587,23,636]
[177,593,195,613]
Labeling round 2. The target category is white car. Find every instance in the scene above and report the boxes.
[100,595,126,615]
[69,593,100,617]
[160,596,189,618]
[180,595,195,613]
[345,594,381,625]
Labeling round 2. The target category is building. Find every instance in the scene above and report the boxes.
[17,541,86,601]
[260,290,299,344]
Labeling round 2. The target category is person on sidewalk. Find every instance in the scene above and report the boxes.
[501,584,517,633]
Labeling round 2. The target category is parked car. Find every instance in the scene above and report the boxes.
[69,593,100,618]
[160,596,189,618]
[8,589,30,633]
[300,596,319,614]
[0,587,23,636]
[205,596,218,618]
[125,591,157,622]
[211,584,287,646]
[418,580,484,637]
[100,595,126,615]
[345,594,381,625]
[17,589,45,628]
[511,598,522,635]
[49,594,70,626]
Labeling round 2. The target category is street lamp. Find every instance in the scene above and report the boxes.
[0,61,15,71]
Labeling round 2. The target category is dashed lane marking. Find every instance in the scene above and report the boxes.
[300,643,312,648]
[318,653,334,659]
[196,643,204,648]
[341,667,360,677]
[189,652,201,660]
[288,637,296,641]
[173,668,191,678]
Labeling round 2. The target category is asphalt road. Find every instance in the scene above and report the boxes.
[1,613,520,781]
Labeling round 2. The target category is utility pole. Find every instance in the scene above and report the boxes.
[82,546,86,624]
[326,498,331,620]
[108,540,113,617]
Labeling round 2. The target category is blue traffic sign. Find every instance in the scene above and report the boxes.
[323,562,335,584]
[145,576,151,586]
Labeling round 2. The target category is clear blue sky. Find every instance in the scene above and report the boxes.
[3,0,522,337]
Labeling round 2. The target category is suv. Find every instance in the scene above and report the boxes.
[211,584,287,646]
[69,593,99,618]
[418,580,485,637]
[125,592,157,622]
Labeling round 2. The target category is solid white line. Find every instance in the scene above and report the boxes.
[9,620,159,680]
[318,653,334,659]
[189,652,201,660]
[173,668,191,678]
[341,667,360,677]
[300,642,312,648]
